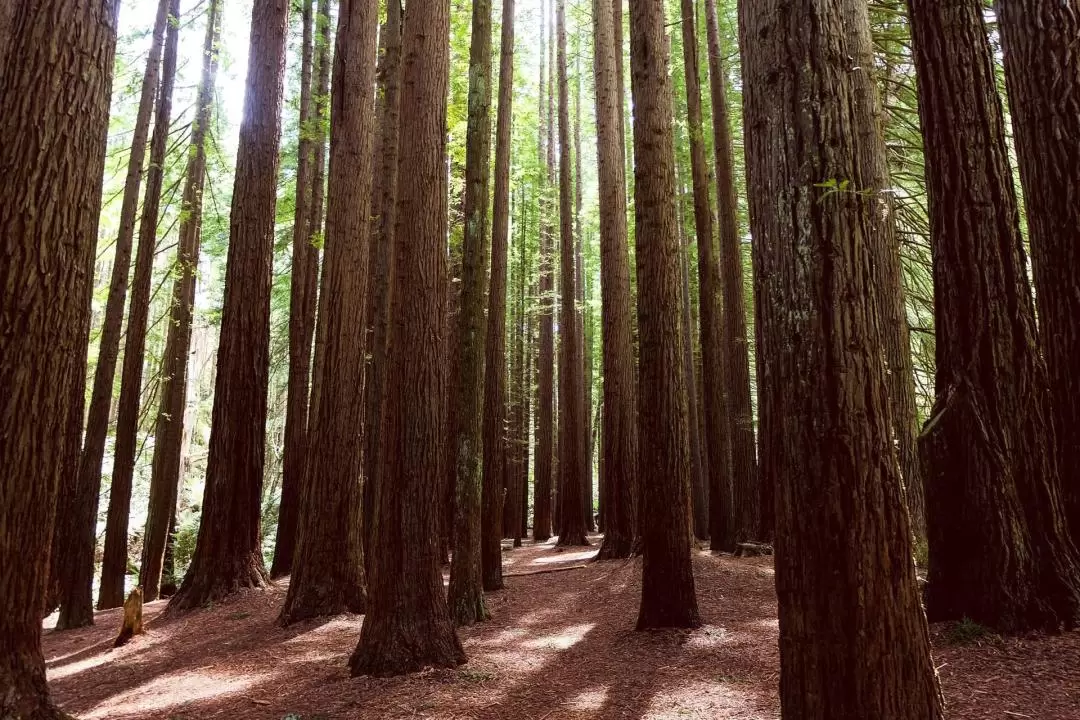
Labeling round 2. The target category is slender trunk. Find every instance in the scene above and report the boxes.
[629,0,700,629]
[349,0,466,675]
[0,0,117,711]
[168,0,291,611]
[575,57,594,533]
[140,0,222,602]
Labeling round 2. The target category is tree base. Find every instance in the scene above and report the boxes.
[448,585,489,627]
[167,554,270,612]
[278,582,365,626]
[556,531,590,547]
[597,534,636,560]
[349,615,465,677]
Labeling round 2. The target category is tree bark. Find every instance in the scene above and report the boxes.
[140,0,222,603]
[0,0,117,712]
[348,0,466,676]
[168,0,291,611]
[908,0,1080,632]
[628,0,700,629]
[574,57,594,534]
[994,0,1080,540]
[740,0,946,715]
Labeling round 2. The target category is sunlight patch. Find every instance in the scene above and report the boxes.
[567,686,609,711]
[644,679,754,718]
[47,651,113,681]
[83,669,268,719]
[530,549,598,565]
[685,624,731,648]
[522,622,595,650]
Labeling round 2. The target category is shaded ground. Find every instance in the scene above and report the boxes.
[43,538,1078,719]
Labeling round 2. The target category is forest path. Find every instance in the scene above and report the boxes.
[42,537,1079,719]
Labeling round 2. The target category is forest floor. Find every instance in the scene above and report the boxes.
[44,536,1079,719]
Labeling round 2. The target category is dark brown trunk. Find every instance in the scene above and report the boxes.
[140,0,222,602]
[994,0,1080,540]
[0,0,117,711]
[740,0,945,715]
[168,0,291,611]
[575,59,594,534]
[555,0,589,547]
[272,0,319,580]
[628,0,700,629]
[908,0,1080,632]
[349,0,466,675]
[278,0,377,625]
[593,0,638,560]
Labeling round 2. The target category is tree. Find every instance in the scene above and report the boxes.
[168,0,290,611]
[908,0,1080,632]
[740,0,946,714]
[994,0,1080,539]
[348,0,466,675]
[140,0,223,603]
[555,0,589,547]
[628,0,700,629]
[593,0,638,560]
[533,0,555,543]
[278,0,377,625]
[574,56,595,534]
[482,0,517,573]
[0,0,118,711]
[272,0,321,580]
[703,0,759,544]
[449,0,495,622]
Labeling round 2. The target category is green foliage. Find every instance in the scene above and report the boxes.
[944,617,998,646]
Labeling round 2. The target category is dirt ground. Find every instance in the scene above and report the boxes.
[43,537,1079,719]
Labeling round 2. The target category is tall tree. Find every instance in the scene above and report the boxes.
[168,0,290,611]
[908,0,1080,631]
[628,0,700,629]
[278,0,377,625]
[574,56,594,534]
[703,0,759,543]
[678,0,731,550]
[533,0,555,543]
[53,0,171,625]
[272,0,321,580]
[140,0,223,603]
[482,0,517,575]
[593,0,638,560]
[994,0,1080,538]
[449,0,496,623]
[555,0,589,547]
[0,0,117,711]
[740,0,945,715]
[349,0,466,675]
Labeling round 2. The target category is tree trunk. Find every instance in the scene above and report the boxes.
[533,0,555,543]
[593,0,639,561]
[348,0,466,676]
[0,0,117,711]
[140,0,222,603]
[994,0,1080,540]
[908,0,1080,632]
[272,0,319,580]
[575,58,594,534]
[702,0,759,545]
[628,0,700,630]
[677,0,729,549]
[555,0,589,548]
[168,0,290,611]
[362,0,402,566]
[449,0,495,623]
[278,0,377,625]
[740,0,946,715]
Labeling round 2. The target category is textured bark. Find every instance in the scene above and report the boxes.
[55,0,168,625]
[533,0,555,543]
[140,0,222,603]
[908,0,1080,632]
[574,61,595,534]
[363,0,402,563]
[483,0,517,571]
[0,0,117,712]
[995,0,1080,539]
[702,0,759,544]
[168,0,290,611]
[628,0,700,629]
[677,0,730,549]
[272,0,319,580]
[555,0,589,548]
[449,0,495,623]
[348,0,466,675]
[740,0,945,715]
[278,0,377,625]
[593,0,639,561]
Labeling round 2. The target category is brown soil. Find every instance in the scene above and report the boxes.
[43,538,1079,719]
